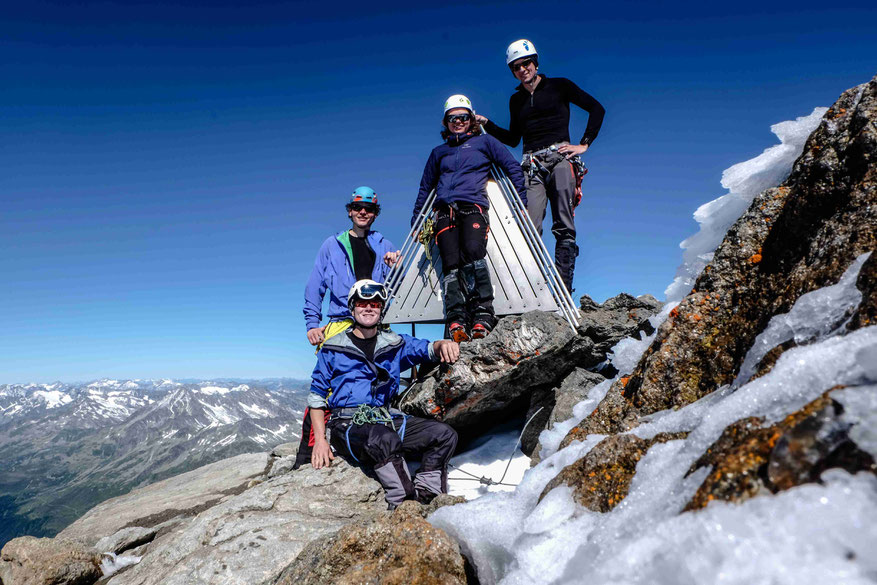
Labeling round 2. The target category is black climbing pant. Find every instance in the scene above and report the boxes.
[434,202,495,328]
[328,415,458,506]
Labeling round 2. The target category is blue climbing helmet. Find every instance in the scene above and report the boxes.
[347,186,380,215]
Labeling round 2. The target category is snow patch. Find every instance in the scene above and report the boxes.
[664,107,828,303]
[834,384,877,460]
[100,553,141,577]
[32,390,73,409]
[198,385,231,395]
[447,427,530,501]
[239,403,269,418]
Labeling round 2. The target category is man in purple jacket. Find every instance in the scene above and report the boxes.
[303,187,399,346]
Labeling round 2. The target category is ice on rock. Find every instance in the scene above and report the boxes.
[834,385,877,459]
[664,107,828,303]
[607,301,678,376]
[434,329,877,584]
[734,252,871,386]
[522,485,577,535]
[561,470,877,585]
[537,379,611,460]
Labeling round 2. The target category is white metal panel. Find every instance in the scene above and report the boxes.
[383,181,561,324]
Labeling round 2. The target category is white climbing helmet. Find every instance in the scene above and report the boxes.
[506,39,538,66]
[347,279,389,314]
[443,94,474,117]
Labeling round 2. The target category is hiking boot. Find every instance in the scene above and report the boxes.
[449,322,470,343]
[471,322,490,340]
[415,489,438,505]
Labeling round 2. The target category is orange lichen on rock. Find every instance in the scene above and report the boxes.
[541,432,687,513]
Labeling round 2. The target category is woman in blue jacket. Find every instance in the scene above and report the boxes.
[412,95,527,341]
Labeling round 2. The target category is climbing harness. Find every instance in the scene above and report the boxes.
[418,215,436,266]
[447,406,544,487]
[343,404,408,463]
[523,144,588,210]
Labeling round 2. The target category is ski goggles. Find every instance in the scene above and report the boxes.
[445,113,472,124]
[356,283,388,303]
[353,300,383,309]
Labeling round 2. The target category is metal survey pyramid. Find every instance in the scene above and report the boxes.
[382,166,580,330]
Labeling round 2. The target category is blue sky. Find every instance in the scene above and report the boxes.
[2,0,875,383]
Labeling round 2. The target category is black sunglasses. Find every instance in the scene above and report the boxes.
[511,58,535,71]
[349,203,377,213]
[445,113,472,124]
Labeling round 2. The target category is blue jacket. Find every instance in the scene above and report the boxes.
[411,132,527,225]
[308,330,435,410]
[303,230,396,331]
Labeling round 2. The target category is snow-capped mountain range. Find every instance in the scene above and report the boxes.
[0,378,310,546]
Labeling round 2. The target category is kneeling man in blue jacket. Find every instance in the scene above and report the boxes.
[308,279,461,509]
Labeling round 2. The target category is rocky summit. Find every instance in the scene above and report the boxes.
[1,76,875,585]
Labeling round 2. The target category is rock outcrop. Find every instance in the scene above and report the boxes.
[58,453,270,549]
[552,76,877,511]
[683,388,875,511]
[400,310,591,431]
[0,447,475,585]
[269,497,469,585]
[100,460,386,585]
[569,76,877,441]
[0,536,101,585]
[401,294,662,438]
[577,293,663,372]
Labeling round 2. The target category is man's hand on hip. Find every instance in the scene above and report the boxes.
[557,143,588,157]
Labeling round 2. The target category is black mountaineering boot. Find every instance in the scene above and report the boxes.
[555,240,579,294]
[442,269,469,339]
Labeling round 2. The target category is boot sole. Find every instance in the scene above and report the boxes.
[451,329,470,343]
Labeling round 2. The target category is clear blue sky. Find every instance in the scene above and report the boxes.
[2,0,875,383]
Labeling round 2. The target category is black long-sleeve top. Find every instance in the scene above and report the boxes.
[483,75,605,153]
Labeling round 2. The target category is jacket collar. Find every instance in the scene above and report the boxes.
[515,73,547,92]
[446,131,476,146]
[321,328,403,358]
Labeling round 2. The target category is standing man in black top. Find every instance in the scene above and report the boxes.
[476,39,605,293]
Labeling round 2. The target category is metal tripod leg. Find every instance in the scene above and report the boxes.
[489,165,580,331]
